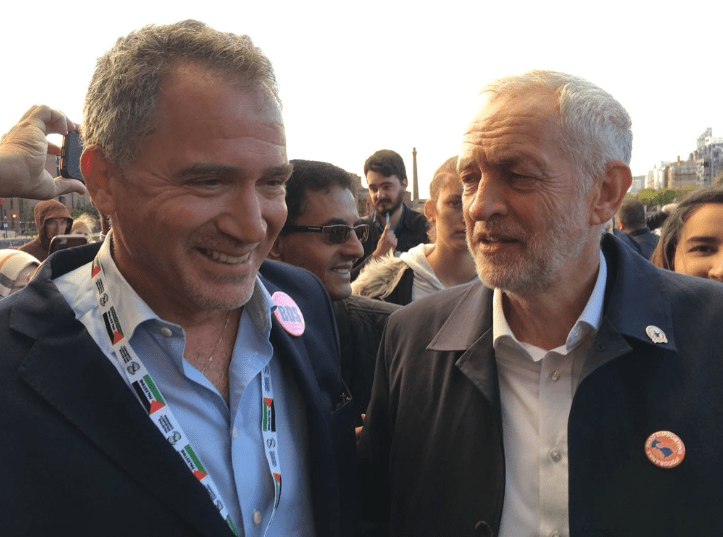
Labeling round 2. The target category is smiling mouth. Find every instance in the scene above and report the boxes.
[330,266,352,278]
[198,248,250,264]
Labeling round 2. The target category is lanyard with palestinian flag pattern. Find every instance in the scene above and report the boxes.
[90,252,282,535]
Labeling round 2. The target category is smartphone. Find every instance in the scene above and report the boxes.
[59,131,84,182]
[49,234,88,254]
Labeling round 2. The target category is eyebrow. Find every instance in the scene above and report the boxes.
[683,235,720,244]
[457,157,473,174]
[176,162,293,179]
[457,154,548,176]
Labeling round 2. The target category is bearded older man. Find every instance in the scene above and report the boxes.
[357,70,723,537]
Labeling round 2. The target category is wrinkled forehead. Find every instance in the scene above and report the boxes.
[459,88,564,166]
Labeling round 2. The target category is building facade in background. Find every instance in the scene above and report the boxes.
[694,128,723,187]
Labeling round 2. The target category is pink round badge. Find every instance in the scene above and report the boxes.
[272,292,305,336]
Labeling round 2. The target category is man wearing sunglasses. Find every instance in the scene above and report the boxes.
[270,159,399,426]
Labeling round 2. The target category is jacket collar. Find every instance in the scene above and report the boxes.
[424,233,680,395]
[426,234,678,354]
[599,232,676,352]
[258,261,346,536]
[426,282,500,417]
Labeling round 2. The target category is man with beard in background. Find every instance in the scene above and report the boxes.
[357,70,723,537]
[351,149,427,279]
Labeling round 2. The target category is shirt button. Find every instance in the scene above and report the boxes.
[253,510,262,525]
[550,370,560,381]
[232,427,238,439]
[160,326,173,337]
[550,449,562,462]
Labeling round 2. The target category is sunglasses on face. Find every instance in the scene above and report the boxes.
[283,224,370,244]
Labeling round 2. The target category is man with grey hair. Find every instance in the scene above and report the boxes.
[0,21,355,537]
[358,70,723,536]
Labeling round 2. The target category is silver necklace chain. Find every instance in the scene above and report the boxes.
[199,310,234,374]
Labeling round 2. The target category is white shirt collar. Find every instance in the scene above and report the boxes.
[492,248,607,360]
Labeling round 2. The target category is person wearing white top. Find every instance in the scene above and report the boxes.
[352,156,476,305]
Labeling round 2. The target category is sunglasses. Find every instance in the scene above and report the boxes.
[283,224,370,244]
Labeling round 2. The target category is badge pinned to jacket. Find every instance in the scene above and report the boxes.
[645,431,685,469]
[272,292,305,336]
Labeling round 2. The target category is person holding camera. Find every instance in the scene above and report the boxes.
[0,105,86,200]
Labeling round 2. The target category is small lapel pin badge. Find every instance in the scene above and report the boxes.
[645,325,668,344]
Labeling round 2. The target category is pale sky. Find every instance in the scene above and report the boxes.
[3,0,722,197]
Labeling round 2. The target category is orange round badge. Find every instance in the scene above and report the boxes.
[645,431,685,469]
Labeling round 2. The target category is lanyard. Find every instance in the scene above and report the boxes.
[90,253,282,534]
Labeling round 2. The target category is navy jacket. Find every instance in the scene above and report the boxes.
[629,226,659,260]
[0,243,357,537]
[358,234,723,537]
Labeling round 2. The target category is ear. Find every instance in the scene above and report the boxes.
[424,199,436,222]
[268,236,284,261]
[81,145,120,216]
[401,177,408,190]
[587,161,632,226]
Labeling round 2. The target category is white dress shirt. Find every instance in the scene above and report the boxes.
[493,249,607,537]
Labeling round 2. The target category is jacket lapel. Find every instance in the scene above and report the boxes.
[427,282,501,420]
[262,269,346,537]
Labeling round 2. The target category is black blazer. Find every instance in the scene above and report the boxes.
[0,244,357,537]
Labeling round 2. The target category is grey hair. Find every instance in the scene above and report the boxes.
[480,70,632,195]
[82,19,279,168]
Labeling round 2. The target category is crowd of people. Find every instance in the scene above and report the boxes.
[1,19,722,537]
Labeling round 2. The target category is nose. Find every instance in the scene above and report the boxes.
[216,186,271,244]
[708,254,723,282]
[465,173,507,222]
[342,228,366,261]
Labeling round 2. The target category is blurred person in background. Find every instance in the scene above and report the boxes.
[651,185,723,281]
[351,149,428,279]
[352,156,476,305]
[615,198,658,259]
[17,199,72,261]
[0,250,39,298]
[71,213,99,241]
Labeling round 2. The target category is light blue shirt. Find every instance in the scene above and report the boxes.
[55,237,315,537]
